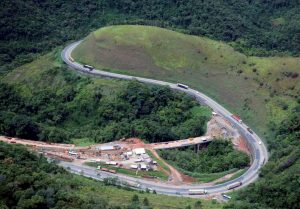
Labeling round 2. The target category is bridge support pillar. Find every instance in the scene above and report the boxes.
[194,144,201,153]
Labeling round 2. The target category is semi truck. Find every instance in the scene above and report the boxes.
[188,189,207,195]
[231,114,242,123]
[177,83,189,89]
[227,181,242,190]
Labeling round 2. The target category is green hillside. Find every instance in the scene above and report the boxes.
[1,50,210,143]
[72,25,300,137]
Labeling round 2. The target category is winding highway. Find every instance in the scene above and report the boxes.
[61,41,269,197]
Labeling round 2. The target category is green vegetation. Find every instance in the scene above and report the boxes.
[2,0,300,75]
[85,162,168,180]
[0,142,222,209]
[185,169,239,184]
[226,110,300,209]
[215,168,248,185]
[71,138,96,146]
[0,51,210,143]
[73,25,300,137]
[158,140,249,178]
[1,1,300,209]
[104,0,300,56]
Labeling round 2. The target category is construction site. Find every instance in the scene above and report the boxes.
[0,112,251,184]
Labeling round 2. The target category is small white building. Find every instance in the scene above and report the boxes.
[134,158,143,163]
[140,163,148,170]
[130,164,138,169]
[133,148,146,155]
[144,158,152,163]
[97,145,115,151]
[126,151,133,156]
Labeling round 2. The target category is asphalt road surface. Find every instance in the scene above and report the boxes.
[60,41,269,197]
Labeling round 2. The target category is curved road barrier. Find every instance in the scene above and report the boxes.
[61,41,268,196]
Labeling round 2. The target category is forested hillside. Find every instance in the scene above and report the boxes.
[0,142,216,209]
[0,52,210,143]
[1,1,300,209]
[159,140,249,174]
[1,0,300,73]
[226,110,300,209]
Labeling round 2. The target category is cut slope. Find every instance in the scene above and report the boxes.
[72,25,300,136]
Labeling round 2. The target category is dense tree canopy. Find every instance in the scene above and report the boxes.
[0,69,210,143]
[0,142,108,209]
[225,107,300,209]
[1,0,300,74]
[158,140,250,174]
[1,1,300,208]
[0,142,157,209]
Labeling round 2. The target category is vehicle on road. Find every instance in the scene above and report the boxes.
[227,181,242,190]
[231,114,243,123]
[83,64,94,71]
[69,57,74,62]
[247,127,253,134]
[188,189,207,195]
[177,83,189,89]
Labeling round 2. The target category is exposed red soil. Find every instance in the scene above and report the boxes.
[236,136,250,155]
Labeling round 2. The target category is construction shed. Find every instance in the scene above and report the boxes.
[97,145,115,151]
[133,148,146,155]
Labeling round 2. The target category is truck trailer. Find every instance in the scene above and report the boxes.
[188,189,207,195]
[227,181,242,190]
[177,83,189,89]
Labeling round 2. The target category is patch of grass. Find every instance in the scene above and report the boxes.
[72,25,300,140]
[72,138,96,146]
[175,166,239,183]
[72,175,223,209]
[85,162,168,180]
[191,106,212,118]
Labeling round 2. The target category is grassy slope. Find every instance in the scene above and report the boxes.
[73,25,300,139]
[3,49,124,99]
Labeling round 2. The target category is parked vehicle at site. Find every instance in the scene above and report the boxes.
[188,189,207,195]
[177,83,189,89]
[227,181,242,190]
[108,169,116,174]
[222,194,232,199]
